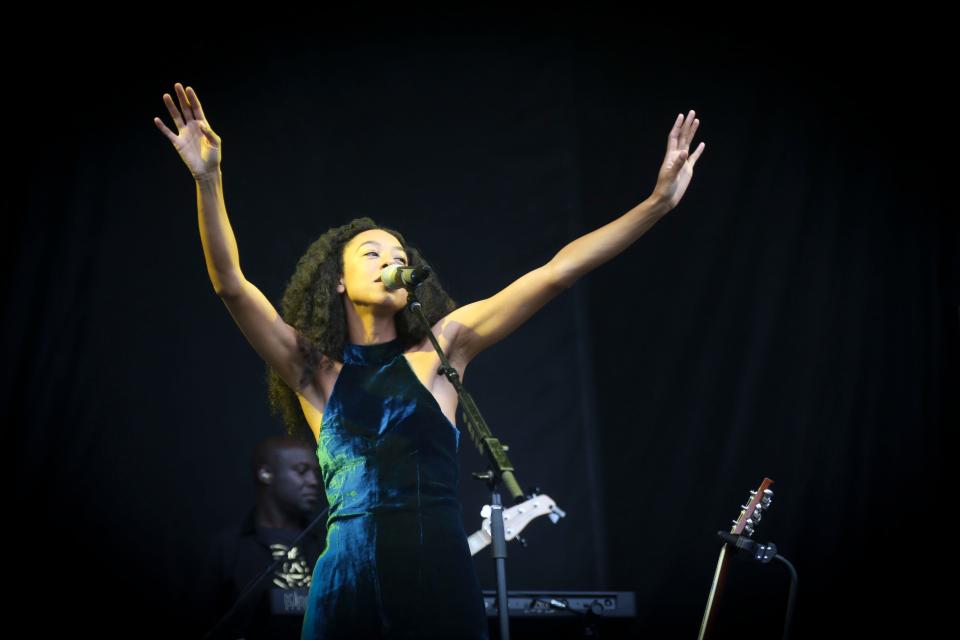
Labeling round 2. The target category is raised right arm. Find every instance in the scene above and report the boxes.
[154,83,307,393]
[196,170,307,393]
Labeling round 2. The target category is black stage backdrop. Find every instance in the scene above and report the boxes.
[6,10,955,639]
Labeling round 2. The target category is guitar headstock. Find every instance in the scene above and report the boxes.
[729,477,774,537]
[478,493,564,541]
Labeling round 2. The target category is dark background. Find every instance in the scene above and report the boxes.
[7,9,955,639]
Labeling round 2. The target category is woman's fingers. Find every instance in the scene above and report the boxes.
[186,86,208,123]
[668,110,698,149]
[162,92,185,131]
[682,118,699,151]
[689,141,706,166]
[685,115,698,140]
[679,110,695,147]
[200,120,221,146]
[158,82,210,140]
[174,83,195,123]
[667,113,683,153]
[153,116,179,145]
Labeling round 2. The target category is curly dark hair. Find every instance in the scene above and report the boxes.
[266,217,459,443]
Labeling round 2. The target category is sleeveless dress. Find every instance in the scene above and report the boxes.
[301,337,489,639]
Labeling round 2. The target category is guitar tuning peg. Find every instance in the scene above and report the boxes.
[744,522,755,536]
[761,490,774,509]
[751,509,762,523]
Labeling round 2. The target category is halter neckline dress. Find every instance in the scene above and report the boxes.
[300,337,489,639]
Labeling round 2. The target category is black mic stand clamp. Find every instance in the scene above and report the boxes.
[405,287,525,640]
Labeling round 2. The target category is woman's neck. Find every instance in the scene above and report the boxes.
[343,303,397,345]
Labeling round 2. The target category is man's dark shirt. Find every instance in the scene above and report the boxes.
[193,508,325,639]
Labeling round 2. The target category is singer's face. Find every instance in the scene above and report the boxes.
[338,229,409,311]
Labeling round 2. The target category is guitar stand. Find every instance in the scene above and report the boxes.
[699,479,798,640]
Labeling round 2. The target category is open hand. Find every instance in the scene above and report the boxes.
[651,110,705,211]
[153,83,222,180]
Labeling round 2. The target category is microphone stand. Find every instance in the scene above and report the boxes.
[405,285,525,640]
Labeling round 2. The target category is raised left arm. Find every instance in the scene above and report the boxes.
[443,110,706,365]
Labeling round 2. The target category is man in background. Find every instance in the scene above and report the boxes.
[194,435,325,639]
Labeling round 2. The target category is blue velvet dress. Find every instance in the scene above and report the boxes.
[301,337,489,639]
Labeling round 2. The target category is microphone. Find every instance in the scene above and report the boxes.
[380,264,432,291]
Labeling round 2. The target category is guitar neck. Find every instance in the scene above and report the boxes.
[698,543,731,640]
